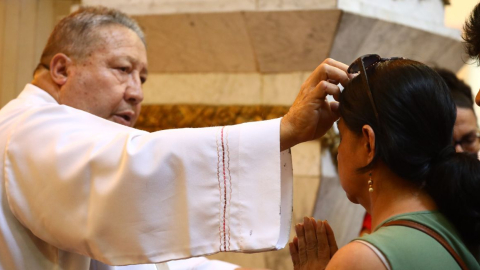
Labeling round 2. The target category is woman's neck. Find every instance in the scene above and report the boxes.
[367,166,438,230]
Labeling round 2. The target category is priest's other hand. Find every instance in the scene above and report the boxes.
[289,217,338,270]
[280,58,350,151]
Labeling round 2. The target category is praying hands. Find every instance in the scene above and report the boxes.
[289,217,338,270]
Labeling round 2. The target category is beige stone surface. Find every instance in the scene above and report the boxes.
[292,175,322,223]
[142,73,262,105]
[337,0,460,38]
[330,12,465,71]
[83,0,257,15]
[261,72,310,106]
[291,140,321,177]
[142,72,316,106]
[257,0,336,10]
[128,9,462,74]
[134,10,342,73]
[245,10,342,73]
[134,12,257,73]
[83,0,337,14]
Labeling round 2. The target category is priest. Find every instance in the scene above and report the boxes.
[0,6,350,270]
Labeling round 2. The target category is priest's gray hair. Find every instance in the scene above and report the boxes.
[35,6,145,73]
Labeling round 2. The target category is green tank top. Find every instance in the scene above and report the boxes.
[355,211,479,270]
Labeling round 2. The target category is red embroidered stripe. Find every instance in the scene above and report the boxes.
[221,127,227,251]
[226,127,231,250]
[216,128,223,250]
[216,126,231,251]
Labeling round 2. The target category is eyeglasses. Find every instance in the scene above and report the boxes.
[347,54,404,126]
[453,129,480,154]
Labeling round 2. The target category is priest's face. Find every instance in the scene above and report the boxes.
[59,24,148,127]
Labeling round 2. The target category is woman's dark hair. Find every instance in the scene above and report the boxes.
[339,59,480,247]
[433,67,474,111]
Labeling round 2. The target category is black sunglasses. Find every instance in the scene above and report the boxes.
[347,54,404,126]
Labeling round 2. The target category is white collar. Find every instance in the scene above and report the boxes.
[17,84,59,105]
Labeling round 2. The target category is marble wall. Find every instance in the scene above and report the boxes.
[329,12,464,67]
[337,0,458,38]
[82,0,337,14]
[142,72,310,105]
[133,10,341,73]
[83,0,458,37]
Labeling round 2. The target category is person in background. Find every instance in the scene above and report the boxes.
[434,68,480,155]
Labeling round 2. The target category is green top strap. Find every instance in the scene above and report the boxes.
[355,211,479,270]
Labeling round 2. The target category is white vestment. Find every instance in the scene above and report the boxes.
[0,84,293,270]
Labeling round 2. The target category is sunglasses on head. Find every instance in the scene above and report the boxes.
[347,54,405,126]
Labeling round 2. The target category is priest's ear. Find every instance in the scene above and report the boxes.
[49,53,72,86]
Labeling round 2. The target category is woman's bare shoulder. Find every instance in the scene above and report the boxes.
[326,241,388,270]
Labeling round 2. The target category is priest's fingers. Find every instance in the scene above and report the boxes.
[327,79,340,85]
[329,101,340,116]
[303,217,318,260]
[305,59,350,89]
[316,220,330,262]
[311,80,341,101]
[324,220,339,257]
[289,241,301,270]
[324,58,349,73]
[321,59,350,87]
[295,223,308,265]
[312,58,349,83]
[279,58,347,150]
[322,58,351,86]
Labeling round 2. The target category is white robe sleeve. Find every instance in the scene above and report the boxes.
[3,104,293,265]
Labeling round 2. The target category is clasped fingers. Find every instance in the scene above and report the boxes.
[289,217,339,270]
[304,58,350,90]
[304,217,319,260]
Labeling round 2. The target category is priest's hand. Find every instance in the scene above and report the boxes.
[289,217,338,270]
[280,58,350,151]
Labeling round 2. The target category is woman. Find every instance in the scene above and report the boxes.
[290,55,480,269]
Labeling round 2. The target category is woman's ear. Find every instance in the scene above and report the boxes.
[361,125,376,163]
[49,53,72,86]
